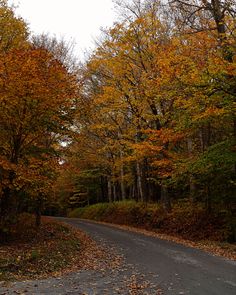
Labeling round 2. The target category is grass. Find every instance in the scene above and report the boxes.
[0,214,81,281]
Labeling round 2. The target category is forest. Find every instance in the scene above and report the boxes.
[0,0,235,242]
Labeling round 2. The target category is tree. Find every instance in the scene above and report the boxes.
[65,0,235,216]
[0,44,77,230]
[0,0,28,52]
[166,0,235,210]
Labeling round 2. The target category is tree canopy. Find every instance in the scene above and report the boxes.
[0,0,235,236]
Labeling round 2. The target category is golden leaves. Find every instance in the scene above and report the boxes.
[0,32,78,205]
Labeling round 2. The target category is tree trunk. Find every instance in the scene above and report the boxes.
[131,184,135,200]
[187,137,196,202]
[107,178,112,203]
[120,163,125,201]
[136,161,144,202]
[100,176,105,202]
[113,182,117,201]
[161,184,171,212]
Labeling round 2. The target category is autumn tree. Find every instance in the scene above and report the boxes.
[66,2,176,208]
[164,0,236,210]
[60,0,234,219]
[0,0,28,52]
[0,36,77,231]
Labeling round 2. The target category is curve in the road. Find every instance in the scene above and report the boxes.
[60,217,236,295]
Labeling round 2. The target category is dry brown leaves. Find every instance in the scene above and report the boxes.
[0,217,122,282]
[59,221,123,273]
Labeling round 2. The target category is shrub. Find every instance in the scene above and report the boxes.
[68,200,232,242]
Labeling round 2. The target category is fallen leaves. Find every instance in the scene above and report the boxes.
[0,215,122,282]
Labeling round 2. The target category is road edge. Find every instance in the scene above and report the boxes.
[69,217,236,261]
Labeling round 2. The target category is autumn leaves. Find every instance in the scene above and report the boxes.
[0,0,235,235]
[65,0,235,210]
[0,2,77,231]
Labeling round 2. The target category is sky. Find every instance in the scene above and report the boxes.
[10,0,116,60]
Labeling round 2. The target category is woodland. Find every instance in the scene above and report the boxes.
[0,0,235,242]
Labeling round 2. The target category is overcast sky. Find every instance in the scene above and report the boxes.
[11,0,116,60]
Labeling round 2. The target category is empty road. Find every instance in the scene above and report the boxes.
[62,218,236,295]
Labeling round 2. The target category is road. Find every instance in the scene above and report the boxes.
[61,218,236,295]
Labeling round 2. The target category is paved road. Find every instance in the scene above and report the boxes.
[61,218,236,295]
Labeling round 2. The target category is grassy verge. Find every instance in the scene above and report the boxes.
[69,200,236,259]
[0,214,81,281]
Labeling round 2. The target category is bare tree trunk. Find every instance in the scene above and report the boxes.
[120,151,126,201]
[187,137,196,202]
[87,189,90,206]
[120,168,125,201]
[199,129,204,152]
[161,184,171,212]
[136,161,143,202]
[113,182,117,201]
[100,176,106,202]
[107,178,112,203]
[132,184,135,200]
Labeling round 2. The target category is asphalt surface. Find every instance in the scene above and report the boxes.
[61,218,236,295]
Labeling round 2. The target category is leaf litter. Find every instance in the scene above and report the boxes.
[0,217,163,294]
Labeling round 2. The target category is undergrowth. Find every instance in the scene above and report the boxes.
[0,214,81,281]
[69,200,234,242]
